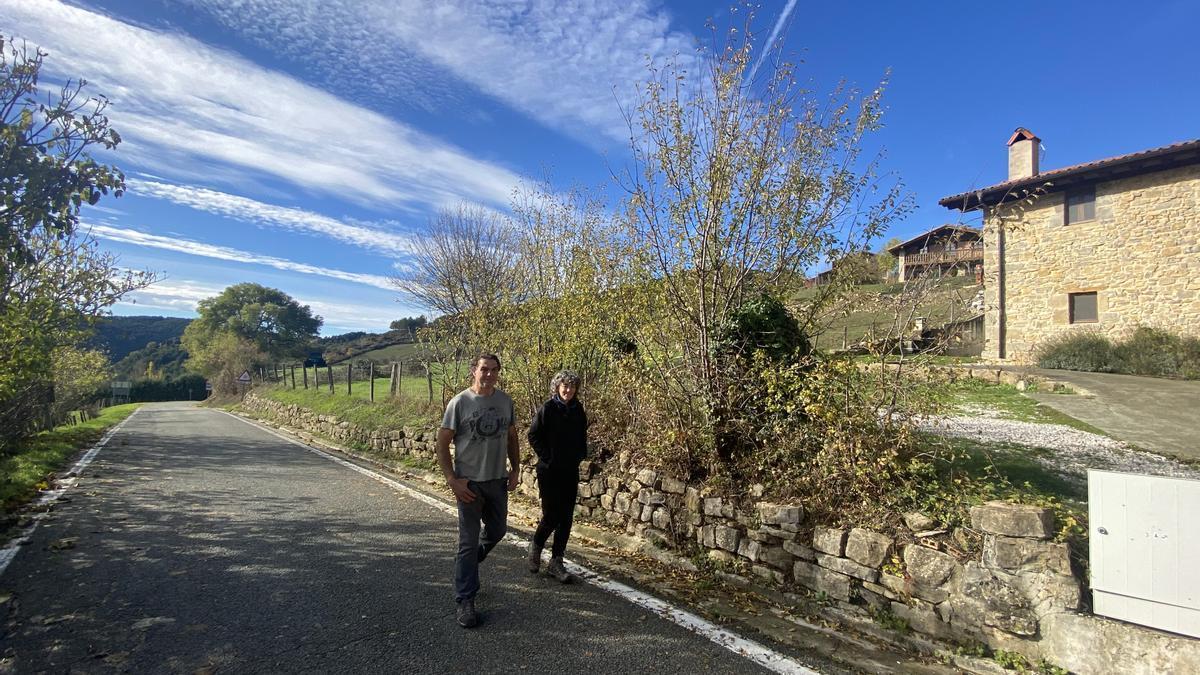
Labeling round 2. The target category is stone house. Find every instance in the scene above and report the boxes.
[939,128,1200,361]
[887,224,983,283]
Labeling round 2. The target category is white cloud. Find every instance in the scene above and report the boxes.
[90,224,397,290]
[0,0,524,211]
[167,0,704,146]
[127,179,419,257]
[117,279,399,333]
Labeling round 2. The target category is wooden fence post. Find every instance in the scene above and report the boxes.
[426,364,434,404]
[291,366,296,389]
[327,365,333,393]
[389,363,399,397]
[398,360,404,398]
[369,362,375,402]
[346,363,352,395]
[303,366,308,389]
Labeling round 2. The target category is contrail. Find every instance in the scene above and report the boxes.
[748,0,799,83]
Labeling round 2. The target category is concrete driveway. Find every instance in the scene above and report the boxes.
[1029,369,1200,461]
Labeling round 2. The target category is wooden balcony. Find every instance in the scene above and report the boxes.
[903,247,983,266]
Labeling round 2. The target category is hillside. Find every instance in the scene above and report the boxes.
[317,329,422,364]
[89,316,192,362]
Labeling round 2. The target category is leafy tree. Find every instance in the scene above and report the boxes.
[183,283,321,361]
[388,315,427,333]
[616,16,909,472]
[0,37,153,449]
[182,284,320,393]
[1,39,124,263]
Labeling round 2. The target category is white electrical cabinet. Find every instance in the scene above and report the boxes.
[1088,469,1200,638]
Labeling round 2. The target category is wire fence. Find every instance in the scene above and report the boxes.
[253,358,458,404]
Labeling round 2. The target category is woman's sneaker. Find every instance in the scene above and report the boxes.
[546,557,571,583]
[526,541,542,573]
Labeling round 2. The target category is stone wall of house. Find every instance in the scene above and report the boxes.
[240,393,1200,673]
[982,163,1200,362]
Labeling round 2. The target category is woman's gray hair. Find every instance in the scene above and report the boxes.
[549,370,581,396]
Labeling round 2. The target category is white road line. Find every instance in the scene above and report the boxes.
[0,409,142,578]
[223,411,821,675]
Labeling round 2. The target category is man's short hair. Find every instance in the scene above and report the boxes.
[471,353,501,371]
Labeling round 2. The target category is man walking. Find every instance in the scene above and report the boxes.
[436,353,520,628]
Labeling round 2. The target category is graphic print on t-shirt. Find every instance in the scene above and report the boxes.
[468,405,506,441]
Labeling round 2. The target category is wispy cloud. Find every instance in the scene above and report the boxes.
[0,0,524,211]
[748,0,798,83]
[90,224,397,290]
[170,0,705,146]
[127,179,419,257]
[118,279,398,332]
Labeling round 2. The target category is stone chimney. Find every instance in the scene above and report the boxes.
[1007,127,1040,180]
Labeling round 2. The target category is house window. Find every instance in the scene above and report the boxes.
[1065,187,1095,224]
[1069,292,1098,323]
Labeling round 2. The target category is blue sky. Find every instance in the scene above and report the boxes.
[4,0,1197,334]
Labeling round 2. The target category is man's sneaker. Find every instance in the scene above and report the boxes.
[526,541,542,574]
[456,599,478,628]
[546,556,571,583]
[477,543,488,564]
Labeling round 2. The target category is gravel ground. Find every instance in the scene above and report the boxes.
[919,413,1200,482]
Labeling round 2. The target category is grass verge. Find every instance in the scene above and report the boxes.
[253,383,438,431]
[941,379,1105,435]
[1,403,141,514]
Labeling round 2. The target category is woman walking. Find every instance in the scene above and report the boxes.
[526,370,588,582]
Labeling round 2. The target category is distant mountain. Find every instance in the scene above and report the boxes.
[90,316,192,363]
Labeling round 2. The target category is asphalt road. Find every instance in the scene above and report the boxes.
[0,403,784,674]
[1029,368,1200,460]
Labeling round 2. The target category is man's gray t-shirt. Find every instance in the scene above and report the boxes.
[441,388,515,482]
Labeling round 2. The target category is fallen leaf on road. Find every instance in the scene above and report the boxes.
[47,538,76,551]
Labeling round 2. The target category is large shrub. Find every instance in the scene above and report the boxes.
[1036,326,1200,379]
[1034,331,1115,373]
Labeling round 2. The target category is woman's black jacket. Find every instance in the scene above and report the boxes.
[527,396,588,472]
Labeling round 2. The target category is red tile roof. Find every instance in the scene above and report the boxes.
[940,138,1200,212]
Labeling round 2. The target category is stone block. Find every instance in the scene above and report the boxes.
[605,511,625,526]
[903,544,959,589]
[624,497,642,518]
[816,553,879,583]
[661,477,687,494]
[708,549,738,566]
[746,529,777,543]
[715,525,740,552]
[793,560,853,602]
[950,562,1038,637]
[606,476,623,491]
[751,564,785,584]
[637,488,666,505]
[703,497,723,517]
[738,539,762,562]
[783,540,816,561]
[614,493,631,514]
[578,483,593,499]
[600,493,614,510]
[812,527,848,556]
[685,487,701,512]
[1040,610,1200,675]
[890,601,955,640]
[902,511,936,532]
[757,502,804,527]
[698,524,716,548]
[862,581,897,601]
[651,508,672,530]
[640,504,654,522]
[970,501,1054,539]
[758,545,794,571]
[845,528,893,568]
[635,469,659,487]
[982,536,1071,575]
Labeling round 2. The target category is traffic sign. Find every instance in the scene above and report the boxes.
[205,381,212,392]
[236,370,252,384]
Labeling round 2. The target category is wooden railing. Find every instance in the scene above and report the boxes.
[903,247,982,266]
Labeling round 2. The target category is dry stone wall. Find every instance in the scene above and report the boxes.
[241,393,1200,673]
[983,164,1200,362]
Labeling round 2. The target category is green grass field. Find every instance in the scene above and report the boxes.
[798,277,980,350]
[1,403,141,514]
[331,341,428,364]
